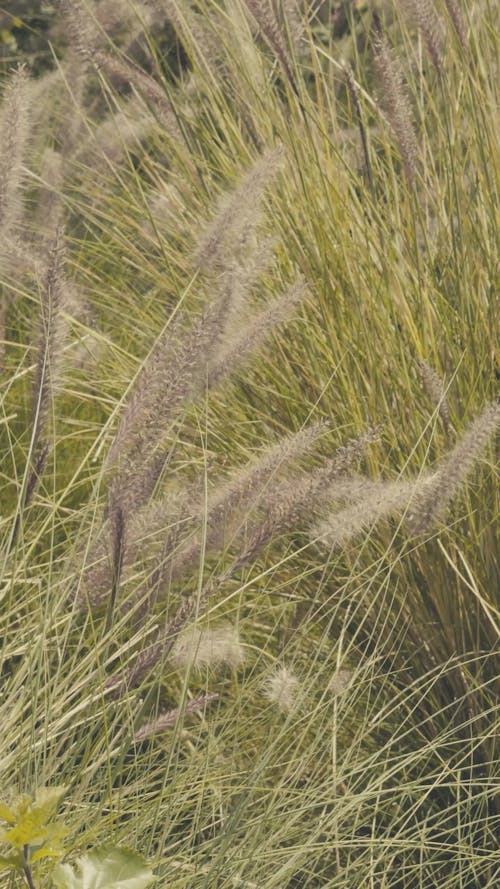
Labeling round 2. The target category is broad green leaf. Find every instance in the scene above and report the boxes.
[52,846,155,889]
[0,786,68,848]
[3,811,49,848]
[31,845,64,863]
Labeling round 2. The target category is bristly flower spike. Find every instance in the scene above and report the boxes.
[135,692,218,742]
[372,16,418,186]
[0,65,31,237]
[407,400,500,534]
[263,666,300,712]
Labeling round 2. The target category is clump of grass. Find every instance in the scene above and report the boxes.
[0,2,498,887]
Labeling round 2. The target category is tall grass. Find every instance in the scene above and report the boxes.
[0,1,498,886]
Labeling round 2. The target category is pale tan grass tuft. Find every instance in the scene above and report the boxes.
[328,669,354,696]
[263,666,299,712]
[172,624,245,672]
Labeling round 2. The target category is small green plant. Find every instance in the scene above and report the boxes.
[0,788,155,889]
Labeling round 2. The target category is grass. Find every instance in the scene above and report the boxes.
[0,1,498,886]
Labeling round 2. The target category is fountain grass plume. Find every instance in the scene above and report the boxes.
[417,359,452,438]
[407,401,500,534]
[118,420,329,623]
[135,692,218,742]
[443,0,468,51]
[312,477,428,549]
[263,666,300,712]
[31,228,68,455]
[373,16,418,186]
[243,0,298,94]
[194,147,284,273]
[208,277,309,389]
[402,0,446,74]
[0,65,31,237]
[172,623,244,672]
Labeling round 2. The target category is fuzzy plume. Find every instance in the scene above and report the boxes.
[33,148,64,242]
[172,624,245,672]
[77,96,156,170]
[106,294,231,510]
[208,277,308,389]
[328,668,354,696]
[407,401,500,534]
[263,666,299,712]
[373,20,418,186]
[232,428,382,567]
[244,0,298,93]
[194,147,283,273]
[31,228,68,452]
[312,477,431,549]
[135,692,218,742]
[417,359,451,437]
[122,421,328,623]
[401,0,446,73]
[154,0,223,72]
[443,0,468,51]
[0,65,31,237]
[281,0,306,50]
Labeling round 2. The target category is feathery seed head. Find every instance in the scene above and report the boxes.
[443,0,468,51]
[263,666,300,712]
[402,0,446,73]
[417,359,451,437]
[194,147,284,273]
[135,692,219,742]
[373,26,418,185]
[0,65,31,236]
[407,401,500,534]
[328,669,354,696]
[172,624,245,672]
[313,477,429,549]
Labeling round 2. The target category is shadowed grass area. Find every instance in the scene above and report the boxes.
[0,1,498,886]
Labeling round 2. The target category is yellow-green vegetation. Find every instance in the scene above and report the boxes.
[0,2,498,886]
